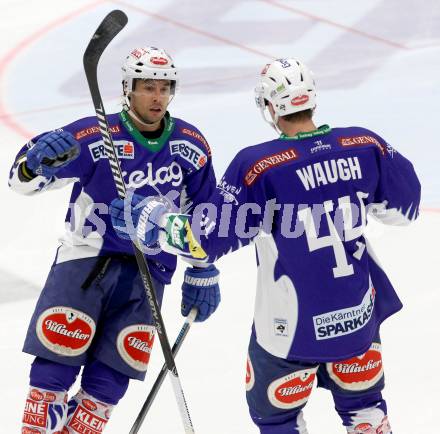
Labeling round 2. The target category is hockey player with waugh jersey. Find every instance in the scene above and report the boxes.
[110,58,421,433]
[9,47,220,433]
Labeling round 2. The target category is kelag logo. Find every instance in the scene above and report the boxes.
[88,140,135,162]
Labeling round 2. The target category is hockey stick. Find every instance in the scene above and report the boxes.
[130,307,198,434]
[83,10,195,433]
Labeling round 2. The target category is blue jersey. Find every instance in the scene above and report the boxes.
[161,125,421,361]
[9,111,216,284]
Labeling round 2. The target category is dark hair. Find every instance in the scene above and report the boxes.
[281,109,313,123]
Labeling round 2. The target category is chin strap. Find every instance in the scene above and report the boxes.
[259,106,282,135]
[121,93,175,128]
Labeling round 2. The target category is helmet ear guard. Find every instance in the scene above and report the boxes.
[254,58,316,132]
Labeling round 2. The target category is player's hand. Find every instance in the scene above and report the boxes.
[110,193,167,244]
[181,264,220,322]
[26,130,80,178]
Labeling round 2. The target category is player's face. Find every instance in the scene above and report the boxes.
[130,79,172,125]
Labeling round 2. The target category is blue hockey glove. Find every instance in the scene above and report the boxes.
[181,264,220,322]
[26,130,80,178]
[110,194,167,244]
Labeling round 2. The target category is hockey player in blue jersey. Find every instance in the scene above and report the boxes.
[9,47,220,433]
[110,58,421,433]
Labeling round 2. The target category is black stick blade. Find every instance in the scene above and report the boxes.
[83,9,128,68]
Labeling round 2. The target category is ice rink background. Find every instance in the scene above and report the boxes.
[0,0,439,432]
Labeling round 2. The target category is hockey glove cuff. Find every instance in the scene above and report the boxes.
[181,264,220,322]
[26,130,80,178]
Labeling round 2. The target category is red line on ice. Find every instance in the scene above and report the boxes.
[111,0,275,59]
[262,0,409,50]
[0,0,106,138]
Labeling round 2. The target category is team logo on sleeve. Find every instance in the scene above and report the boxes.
[267,367,317,409]
[116,324,155,371]
[170,140,207,169]
[36,307,95,356]
[75,125,120,140]
[245,355,255,391]
[244,148,298,186]
[338,135,386,155]
[180,128,212,156]
[88,140,135,162]
[327,342,383,391]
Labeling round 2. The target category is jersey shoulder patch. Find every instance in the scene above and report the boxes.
[240,141,299,187]
[169,118,212,170]
[335,126,388,156]
[173,118,212,157]
[66,114,122,143]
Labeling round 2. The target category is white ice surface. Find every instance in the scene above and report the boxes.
[0,1,439,433]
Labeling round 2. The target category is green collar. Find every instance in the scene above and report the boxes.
[119,110,175,152]
[280,124,331,140]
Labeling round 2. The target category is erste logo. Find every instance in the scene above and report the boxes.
[88,140,135,162]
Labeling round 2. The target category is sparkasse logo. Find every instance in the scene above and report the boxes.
[88,141,135,162]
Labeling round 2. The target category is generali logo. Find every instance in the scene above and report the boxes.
[75,125,120,141]
[244,148,298,186]
[36,307,96,357]
[327,342,384,391]
[267,367,317,409]
[338,135,387,156]
[117,324,156,371]
[180,128,212,156]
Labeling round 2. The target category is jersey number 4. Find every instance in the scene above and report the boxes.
[297,192,368,278]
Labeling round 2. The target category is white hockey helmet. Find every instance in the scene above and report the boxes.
[255,58,316,131]
[122,46,178,98]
